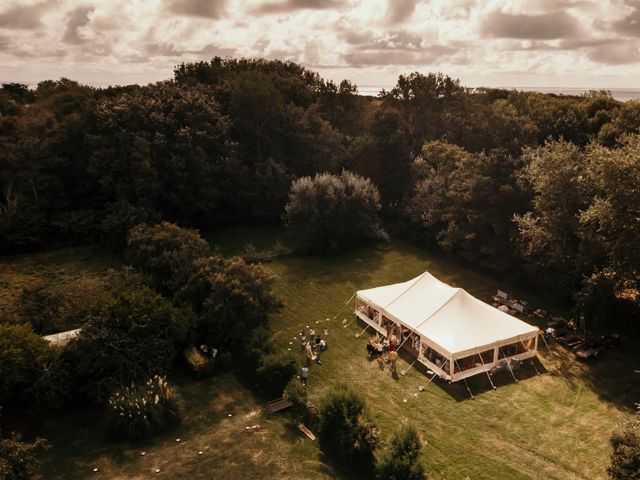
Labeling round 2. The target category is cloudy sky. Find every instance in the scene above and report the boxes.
[1,0,640,90]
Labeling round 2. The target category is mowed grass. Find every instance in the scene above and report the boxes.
[0,246,119,329]
[18,233,637,479]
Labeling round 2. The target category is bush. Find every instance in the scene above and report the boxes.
[101,200,160,252]
[15,284,64,334]
[66,286,195,402]
[376,424,426,480]
[283,170,387,255]
[284,377,307,406]
[608,417,640,479]
[183,346,216,378]
[126,222,210,295]
[105,375,180,441]
[0,324,55,408]
[255,351,297,397]
[317,382,378,469]
[0,432,49,480]
[178,256,281,348]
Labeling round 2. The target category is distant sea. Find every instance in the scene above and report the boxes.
[357,85,640,101]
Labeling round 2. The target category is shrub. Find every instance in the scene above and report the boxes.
[317,382,378,468]
[126,222,210,295]
[0,324,55,408]
[608,417,640,479]
[283,170,387,255]
[101,200,160,252]
[105,375,180,441]
[15,284,64,334]
[66,286,195,402]
[178,256,281,348]
[255,351,297,397]
[376,424,426,480]
[0,432,49,480]
[183,346,216,378]
[284,377,307,406]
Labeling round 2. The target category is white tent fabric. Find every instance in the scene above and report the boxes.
[355,272,539,381]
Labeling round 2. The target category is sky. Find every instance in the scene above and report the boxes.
[1,0,640,90]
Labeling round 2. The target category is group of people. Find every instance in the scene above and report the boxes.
[366,335,399,373]
[299,325,329,386]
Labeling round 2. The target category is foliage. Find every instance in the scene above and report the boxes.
[126,222,210,295]
[183,347,216,378]
[376,424,426,480]
[575,271,618,332]
[317,382,378,468]
[66,285,195,402]
[0,324,54,408]
[284,377,307,406]
[0,432,49,480]
[513,139,587,289]
[105,375,180,441]
[608,417,640,479]
[255,351,297,397]
[178,256,281,347]
[100,200,160,252]
[14,285,64,334]
[284,170,386,255]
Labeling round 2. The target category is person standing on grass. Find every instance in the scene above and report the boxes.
[309,327,315,341]
[314,340,322,365]
[301,366,309,386]
[389,349,398,374]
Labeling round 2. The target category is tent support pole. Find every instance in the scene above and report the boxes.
[427,371,438,385]
[454,360,474,399]
[476,348,496,390]
[335,292,357,325]
[505,356,519,383]
[355,323,370,338]
[529,357,540,375]
[401,359,418,376]
[539,331,555,359]
[462,377,474,400]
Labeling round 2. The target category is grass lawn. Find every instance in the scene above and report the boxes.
[11,233,636,479]
[0,246,120,331]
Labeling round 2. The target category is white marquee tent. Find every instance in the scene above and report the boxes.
[354,272,539,382]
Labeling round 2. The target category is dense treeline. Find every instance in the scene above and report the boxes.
[1,57,640,323]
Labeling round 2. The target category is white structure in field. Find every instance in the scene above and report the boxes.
[355,272,539,382]
[42,328,81,347]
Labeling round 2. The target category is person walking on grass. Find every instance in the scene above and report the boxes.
[389,349,398,374]
[301,366,309,386]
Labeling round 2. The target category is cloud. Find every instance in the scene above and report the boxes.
[585,40,640,63]
[481,11,582,39]
[343,44,457,66]
[386,0,416,25]
[252,0,342,15]
[168,0,225,18]
[0,0,54,29]
[62,6,94,44]
[610,4,640,36]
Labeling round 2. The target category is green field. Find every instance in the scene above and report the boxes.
[6,233,637,479]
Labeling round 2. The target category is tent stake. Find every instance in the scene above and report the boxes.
[355,323,370,338]
[505,358,519,383]
[529,357,540,376]
[401,359,418,376]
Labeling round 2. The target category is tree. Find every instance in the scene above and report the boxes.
[514,139,588,289]
[126,222,210,296]
[66,286,195,402]
[376,424,426,480]
[178,256,281,347]
[317,382,378,468]
[609,417,640,479]
[0,324,54,408]
[284,170,386,255]
[580,135,640,286]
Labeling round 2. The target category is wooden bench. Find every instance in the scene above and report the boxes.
[265,397,294,414]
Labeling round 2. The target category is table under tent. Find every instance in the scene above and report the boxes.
[354,272,539,385]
